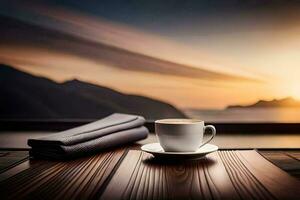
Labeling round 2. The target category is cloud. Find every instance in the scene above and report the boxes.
[0,2,262,82]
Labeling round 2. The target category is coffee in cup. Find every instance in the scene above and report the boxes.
[155,119,216,152]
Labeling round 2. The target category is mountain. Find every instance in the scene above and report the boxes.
[0,64,186,119]
[62,80,184,119]
[227,97,300,109]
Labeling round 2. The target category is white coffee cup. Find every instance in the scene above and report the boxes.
[155,119,216,152]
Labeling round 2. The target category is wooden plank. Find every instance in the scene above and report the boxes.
[218,151,273,199]
[101,150,300,200]
[236,150,300,200]
[0,160,31,182]
[285,151,300,161]
[0,149,126,200]
[103,150,208,200]
[0,151,28,173]
[259,151,300,170]
[259,151,300,179]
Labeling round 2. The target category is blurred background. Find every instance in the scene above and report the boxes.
[1,0,300,122]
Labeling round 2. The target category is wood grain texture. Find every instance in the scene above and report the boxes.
[0,151,28,173]
[0,150,299,200]
[285,151,300,161]
[0,149,126,200]
[0,160,31,182]
[238,151,300,200]
[259,151,300,179]
[101,150,300,200]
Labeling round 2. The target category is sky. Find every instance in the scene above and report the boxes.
[1,0,300,109]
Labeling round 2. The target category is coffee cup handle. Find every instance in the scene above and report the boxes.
[201,125,216,147]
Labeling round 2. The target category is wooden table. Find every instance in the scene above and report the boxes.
[0,136,300,199]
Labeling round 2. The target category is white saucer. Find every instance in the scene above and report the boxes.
[141,143,218,160]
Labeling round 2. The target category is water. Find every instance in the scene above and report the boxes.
[185,108,300,123]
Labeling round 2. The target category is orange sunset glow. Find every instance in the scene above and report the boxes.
[1,1,300,110]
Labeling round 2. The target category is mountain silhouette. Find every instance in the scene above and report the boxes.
[227,97,300,109]
[0,64,185,119]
